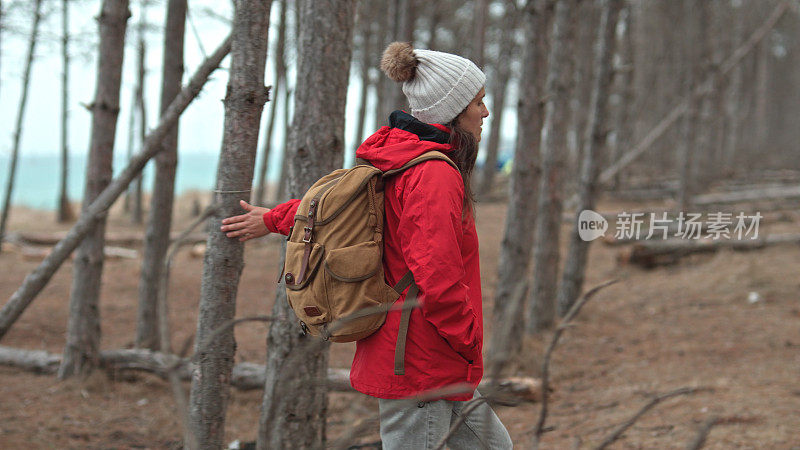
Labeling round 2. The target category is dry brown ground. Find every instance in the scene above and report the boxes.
[0,193,798,449]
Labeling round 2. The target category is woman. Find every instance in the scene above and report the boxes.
[221,42,512,449]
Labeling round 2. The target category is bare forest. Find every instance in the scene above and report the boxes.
[1,0,799,448]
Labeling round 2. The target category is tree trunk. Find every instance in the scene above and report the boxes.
[275,83,293,202]
[58,0,131,379]
[566,0,600,176]
[257,1,354,448]
[137,0,187,351]
[186,0,271,447]
[478,4,517,198]
[0,0,43,252]
[472,0,488,67]
[123,83,136,214]
[57,0,74,223]
[527,0,576,334]
[275,1,295,203]
[754,39,769,151]
[677,0,701,212]
[131,14,147,225]
[378,0,408,121]
[488,0,550,360]
[0,36,232,342]
[608,3,633,191]
[557,0,621,317]
[254,0,286,205]
[351,5,374,157]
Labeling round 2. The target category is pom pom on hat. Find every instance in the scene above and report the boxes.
[380,42,485,125]
[381,42,418,82]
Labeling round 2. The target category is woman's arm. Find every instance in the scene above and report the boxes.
[220,199,300,240]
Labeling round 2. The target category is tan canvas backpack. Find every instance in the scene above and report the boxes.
[281,151,457,352]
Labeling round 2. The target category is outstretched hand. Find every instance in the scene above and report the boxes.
[220,200,271,242]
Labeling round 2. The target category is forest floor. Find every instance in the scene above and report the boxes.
[0,189,798,449]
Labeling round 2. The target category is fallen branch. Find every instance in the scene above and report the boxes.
[620,233,800,268]
[593,387,706,450]
[0,345,541,395]
[0,34,232,341]
[3,231,208,247]
[693,185,800,206]
[532,279,619,449]
[6,244,138,260]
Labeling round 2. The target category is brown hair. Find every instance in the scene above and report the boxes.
[445,112,479,219]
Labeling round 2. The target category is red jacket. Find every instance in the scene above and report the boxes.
[263,111,483,401]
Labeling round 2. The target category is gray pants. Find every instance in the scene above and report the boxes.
[378,391,513,449]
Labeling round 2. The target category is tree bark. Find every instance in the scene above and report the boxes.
[0,0,44,252]
[557,0,621,317]
[254,0,287,205]
[58,0,130,379]
[186,0,271,447]
[527,0,576,333]
[57,0,74,223]
[0,36,232,342]
[257,1,354,448]
[488,0,550,360]
[137,0,187,351]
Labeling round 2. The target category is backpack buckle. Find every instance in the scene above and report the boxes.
[299,321,309,335]
[302,226,313,243]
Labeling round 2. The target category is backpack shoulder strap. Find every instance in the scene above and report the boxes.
[382,151,458,177]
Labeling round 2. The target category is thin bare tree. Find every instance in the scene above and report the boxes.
[57,0,75,223]
[186,0,272,447]
[0,0,44,252]
[128,0,148,224]
[58,0,131,379]
[488,0,551,359]
[527,0,576,333]
[607,2,634,191]
[472,0,488,67]
[257,0,355,448]
[137,0,187,351]
[254,0,286,205]
[478,3,519,198]
[351,0,376,156]
[557,0,621,316]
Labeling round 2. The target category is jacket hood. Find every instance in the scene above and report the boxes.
[355,110,452,171]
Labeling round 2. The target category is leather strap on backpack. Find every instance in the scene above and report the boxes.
[382,151,458,178]
[392,270,416,376]
[295,197,319,285]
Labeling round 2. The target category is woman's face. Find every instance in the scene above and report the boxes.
[457,87,490,142]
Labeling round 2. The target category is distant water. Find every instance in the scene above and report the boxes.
[0,152,223,210]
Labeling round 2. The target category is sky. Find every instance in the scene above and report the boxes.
[0,0,516,175]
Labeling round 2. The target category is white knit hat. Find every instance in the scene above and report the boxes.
[381,42,485,125]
